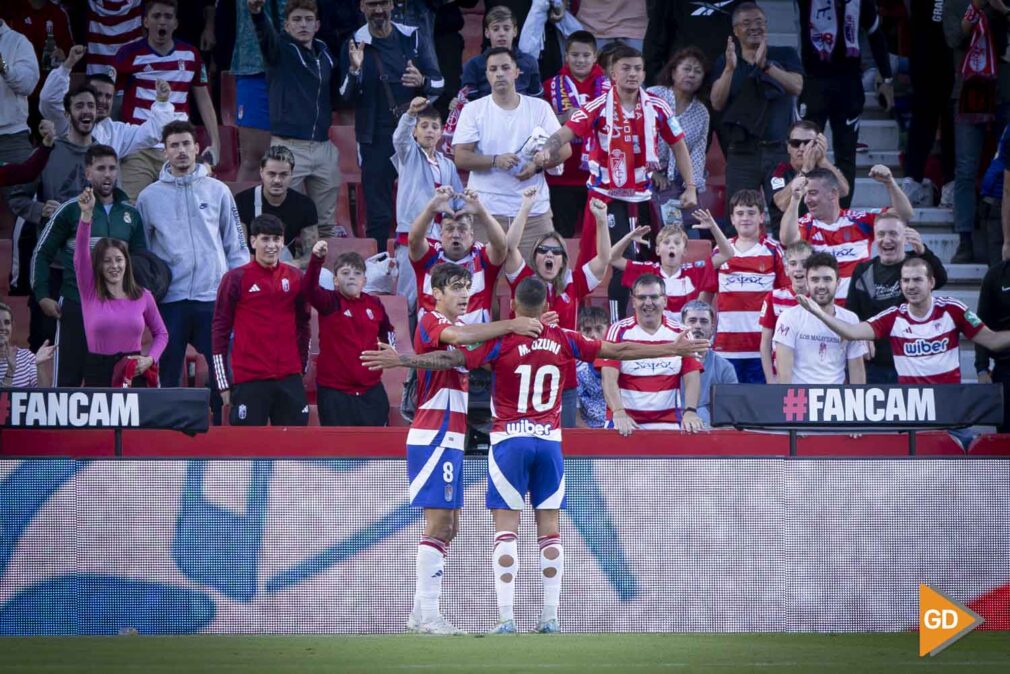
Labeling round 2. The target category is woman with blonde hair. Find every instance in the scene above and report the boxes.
[74,187,168,386]
[0,304,54,387]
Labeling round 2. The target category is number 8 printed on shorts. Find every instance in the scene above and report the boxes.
[442,461,453,483]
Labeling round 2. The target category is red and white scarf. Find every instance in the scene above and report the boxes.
[809,0,860,61]
[603,87,660,190]
[959,4,997,123]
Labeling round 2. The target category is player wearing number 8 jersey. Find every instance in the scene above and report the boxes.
[362,276,709,634]
[387,262,543,636]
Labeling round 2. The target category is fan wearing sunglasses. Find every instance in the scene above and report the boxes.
[765,119,849,236]
[500,187,612,427]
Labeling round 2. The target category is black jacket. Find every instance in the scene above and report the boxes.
[975,260,1010,372]
[846,250,948,368]
[252,10,337,142]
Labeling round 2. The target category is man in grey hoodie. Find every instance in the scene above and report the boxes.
[136,120,249,422]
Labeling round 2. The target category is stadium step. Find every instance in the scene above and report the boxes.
[919,234,961,266]
[827,149,902,169]
[945,263,989,286]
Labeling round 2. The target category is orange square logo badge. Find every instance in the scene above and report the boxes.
[919,584,984,656]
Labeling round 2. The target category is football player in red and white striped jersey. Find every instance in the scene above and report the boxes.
[602,273,704,435]
[713,189,788,383]
[797,257,1010,384]
[780,164,914,304]
[759,240,813,382]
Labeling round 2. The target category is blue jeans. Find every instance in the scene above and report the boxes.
[158,300,222,424]
[953,103,1010,234]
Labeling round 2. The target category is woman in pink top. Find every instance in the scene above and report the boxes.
[74,187,169,387]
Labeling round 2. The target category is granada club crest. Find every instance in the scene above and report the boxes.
[610,149,628,188]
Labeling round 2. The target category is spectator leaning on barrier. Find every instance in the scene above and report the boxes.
[137,120,249,420]
[235,145,321,267]
[453,47,567,261]
[541,30,610,239]
[0,14,40,167]
[73,186,168,388]
[461,5,542,101]
[846,212,949,384]
[340,0,444,252]
[305,240,395,427]
[39,45,180,160]
[976,254,1010,433]
[114,0,220,200]
[602,273,705,436]
[759,239,813,385]
[797,0,893,210]
[31,143,147,388]
[765,120,849,238]
[680,299,737,427]
[780,164,915,305]
[773,252,867,385]
[710,1,804,220]
[249,0,342,236]
[537,44,697,318]
[392,97,464,322]
[798,256,1010,384]
[0,302,54,388]
[212,214,310,426]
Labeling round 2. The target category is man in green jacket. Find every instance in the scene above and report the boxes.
[30,144,147,386]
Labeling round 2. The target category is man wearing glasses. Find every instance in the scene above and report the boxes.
[601,274,705,436]
[710,2,804,223]
[765,120,849,237]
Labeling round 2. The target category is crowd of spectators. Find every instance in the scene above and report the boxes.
[2,0,1010,442]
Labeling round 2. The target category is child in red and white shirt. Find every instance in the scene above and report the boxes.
[759,240,813,383]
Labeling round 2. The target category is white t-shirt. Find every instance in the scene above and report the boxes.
[773,304,868,384]
[452,93,560,217]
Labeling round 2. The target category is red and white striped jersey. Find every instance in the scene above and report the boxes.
[797,208,879,302]
[565,92,685,202]
[600,315,703,426]
[412,242,502,325]
[464,324,603,442]
[86,0,143,76]
[114,38,207,123]
[621,259,717,320]
[408,311,471,450]
[505,260,599,391]
[714,237,788,359]
[867,297,984,384]
[759,287,799,331]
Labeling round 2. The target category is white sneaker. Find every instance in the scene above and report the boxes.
[940,181,954,209]
[900,177,934,208]
[417,615,465,635]
[488,619,517,634]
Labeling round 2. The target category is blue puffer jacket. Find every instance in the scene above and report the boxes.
[251,9,336,142]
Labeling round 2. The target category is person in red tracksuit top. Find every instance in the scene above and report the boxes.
[304,239,395,426]
[212,213,310,426]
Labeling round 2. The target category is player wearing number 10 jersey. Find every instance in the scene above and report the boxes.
[380,263,542,636]
[365,277,710,634]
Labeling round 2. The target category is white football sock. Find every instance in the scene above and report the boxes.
[538,534,564,622]
[414,536,447,622]
[493,531,518,622]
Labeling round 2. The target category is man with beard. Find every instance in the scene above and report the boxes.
[846,213,948,384]
[234,145,323,266]
[10,84,97,347]
[137,120,248,422]
[773,252,866,384]
[29,144,147,386]
[38,45,180,160]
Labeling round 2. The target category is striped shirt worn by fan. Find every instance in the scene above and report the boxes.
[86,0,143,76]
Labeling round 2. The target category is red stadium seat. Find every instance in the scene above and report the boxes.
[323,237,377,267]
[220,71,237,127]
[195,125,239,182]
[378,294,413,353]
[3,295,29,347]
[303,353,319,404]
[382,366,407,407]
[0,238,11,293]
[328,126,361,183]
[684,239,713,263]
